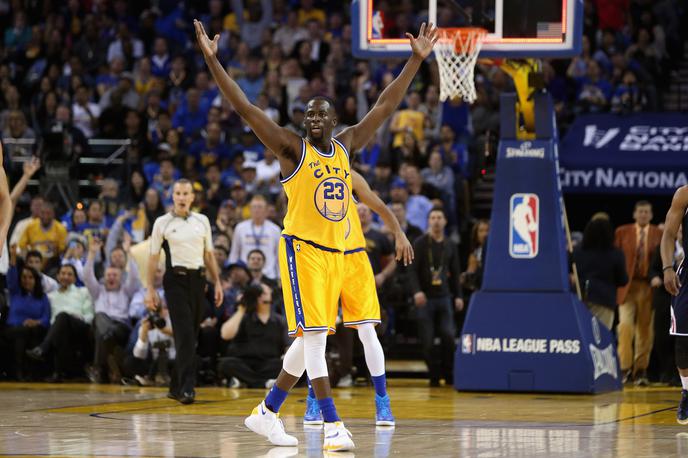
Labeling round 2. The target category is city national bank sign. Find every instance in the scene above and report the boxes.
[558,113,688,195]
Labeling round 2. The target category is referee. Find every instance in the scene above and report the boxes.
[146,179,223,404]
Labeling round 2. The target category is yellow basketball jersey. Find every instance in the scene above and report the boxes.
[344,200,366,252]
[281,137,352,251]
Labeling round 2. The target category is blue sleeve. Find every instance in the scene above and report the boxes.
[172,107,185,129]
[7,266,20,296]
[39,296,51,328]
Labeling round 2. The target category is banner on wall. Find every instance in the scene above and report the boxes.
[559,113,688,195]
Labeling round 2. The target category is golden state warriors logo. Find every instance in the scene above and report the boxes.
[314,177,350,222]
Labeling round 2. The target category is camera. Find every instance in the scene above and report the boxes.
[147,312,167,330]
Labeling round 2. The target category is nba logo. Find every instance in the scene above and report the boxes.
[372,11,384,39]
[461,334,475,354]
[509,193,539,259]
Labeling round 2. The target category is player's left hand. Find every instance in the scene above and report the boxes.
[214,281,224,307]
[394,231,414,266]
[454,298,464,312]
[407,22,439,60]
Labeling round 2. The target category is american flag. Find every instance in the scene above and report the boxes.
[537,22,563,39]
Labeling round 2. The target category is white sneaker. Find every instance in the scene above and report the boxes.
[323,421,354,451]
[245,401,299,446]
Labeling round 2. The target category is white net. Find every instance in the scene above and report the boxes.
[434,28,487,103]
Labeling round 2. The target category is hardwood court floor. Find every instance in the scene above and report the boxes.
[1,380,688,457]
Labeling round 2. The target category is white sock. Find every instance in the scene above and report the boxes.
[681,375,688,391]
[357,323,386,377]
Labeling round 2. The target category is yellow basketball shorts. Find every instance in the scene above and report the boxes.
[341,248,381,328]
[279,234,344,337]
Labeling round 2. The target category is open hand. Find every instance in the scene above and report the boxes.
[665,269,681,296]
[214,281,224,307]
[394,231,414,266]
[194,19,219,59]
[23,157,41,177]
[407,22,439,60]
[89,237,103,254]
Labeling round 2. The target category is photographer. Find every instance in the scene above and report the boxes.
[217,283,288,388]
[127,304,175,387]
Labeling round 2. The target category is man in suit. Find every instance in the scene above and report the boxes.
[615,200,663,386]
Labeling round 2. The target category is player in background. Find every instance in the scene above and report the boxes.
[195,19,437,451]
[303,170,414,427]
[660,185,688,424]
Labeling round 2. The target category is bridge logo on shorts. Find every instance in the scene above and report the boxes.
[314,177,350,222]
[509,193,539,259]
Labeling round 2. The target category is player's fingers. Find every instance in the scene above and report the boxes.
[426,22,434,37]
[419,22,426,38]
[199,20,208,37]
[405,32,414,42]
[213,34,220,44]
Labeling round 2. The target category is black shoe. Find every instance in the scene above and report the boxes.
[634,370,649,387]
[86,365,106,384]
[26,347,45,362]
[167,391,179,401]
[678,390,688,425]
[179,391,195,404]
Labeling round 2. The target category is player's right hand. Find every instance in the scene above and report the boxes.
[414,291,427,307]
[664,269,681,296]
[194,19,219,58]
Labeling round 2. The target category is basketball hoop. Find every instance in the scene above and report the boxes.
[434,28,487,103]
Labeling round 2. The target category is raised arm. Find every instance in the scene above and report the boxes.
[662,186,688,295]
[123,255,142,297]
[84,238,102,300]
[337,23,438,153]
[9,157,41,207]
[220,305,245,341]
[351,171,413,266]
[105,211,130,262]
[194,20,301,175]
[0,144,12,256]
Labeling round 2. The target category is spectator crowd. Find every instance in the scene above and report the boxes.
[0,0,685,387]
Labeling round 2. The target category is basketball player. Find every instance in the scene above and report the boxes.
[303,170,414,427]
[195,19,437,450]
[661,185,688,424]
[0,143,12,261]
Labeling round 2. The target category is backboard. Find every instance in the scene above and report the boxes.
[351,0,583,59]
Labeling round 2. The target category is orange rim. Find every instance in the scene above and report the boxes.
[437,27,488,54]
